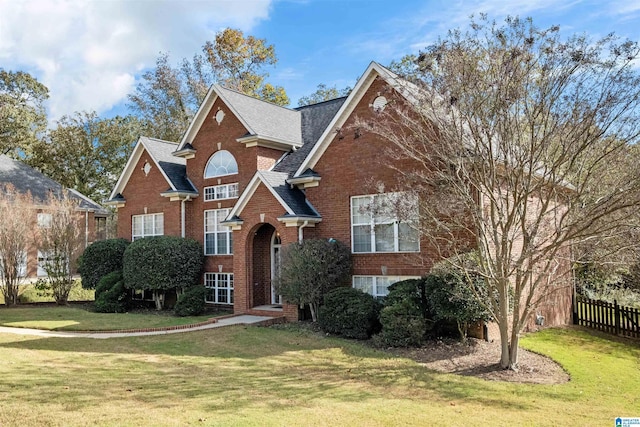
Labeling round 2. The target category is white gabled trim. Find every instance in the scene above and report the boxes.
[236,134,303,151]
[109,136,179,200]
[294,62,394,177]
[226,171,296,221]
[176,85,219,152]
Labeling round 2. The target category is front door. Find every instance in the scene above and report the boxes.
[270,231,282,305]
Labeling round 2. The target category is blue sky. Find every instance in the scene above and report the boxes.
[1,0,640,123]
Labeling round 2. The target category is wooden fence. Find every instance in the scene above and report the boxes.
[573,296,640,339]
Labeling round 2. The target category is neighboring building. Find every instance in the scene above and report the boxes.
[107,62,572,328]
[0,154,109,278]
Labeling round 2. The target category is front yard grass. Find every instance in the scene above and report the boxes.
[0,306,227,331]
[0,324,637,426]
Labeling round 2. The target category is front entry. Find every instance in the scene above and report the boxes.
[251,223,281,307]
[271,231,282,305]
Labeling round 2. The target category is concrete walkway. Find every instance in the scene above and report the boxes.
[0,315,274,339]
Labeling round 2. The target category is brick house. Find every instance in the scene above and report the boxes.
[107,62,572,327]
[0,154,109,279]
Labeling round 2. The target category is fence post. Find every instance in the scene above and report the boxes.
[614,300,620,336]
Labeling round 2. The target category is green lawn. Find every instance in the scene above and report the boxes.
[0,323,637,426]
[0,280,94,304]
[0,306,227,331]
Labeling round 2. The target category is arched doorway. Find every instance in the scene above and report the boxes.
[251,223,282,308]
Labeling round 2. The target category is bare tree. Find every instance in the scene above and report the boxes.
[363,16,640,370]
[0,184,33,305]
[38,191,83,305]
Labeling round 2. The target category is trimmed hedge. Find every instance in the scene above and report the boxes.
[79,239,130,289]
[94,271,129,313]
[123,236,203,293]
[174,286,206,317]
[375,300,428,347]
[374,278,432,347]
[318,287,381,339]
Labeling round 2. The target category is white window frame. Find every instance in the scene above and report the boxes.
[132,213,164,241]
[204,209,233,255]
[204,150,238,179]
[353,275,420,298]
[37,213,52,228]
[204,183,239,202]
[38,250,70,277]
[350,192,420,253]
[204,272,234,305]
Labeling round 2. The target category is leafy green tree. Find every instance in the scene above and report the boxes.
[275,239,351,322]
[27,112,142,201]
[364,16,640,369]
[122,236,203,310]
[129,28,289,141]
[0,69,48,157]
[298,84,351,106]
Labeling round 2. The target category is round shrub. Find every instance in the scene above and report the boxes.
[174,286,206,317]
[95,270,123,299]
[94,271,129,313]
[318,287,381,339]
[375,300,427,347]
[123,236,203,310]
[79,239,130,289]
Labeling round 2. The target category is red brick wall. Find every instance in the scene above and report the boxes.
[116,149,181,240]
[305,76,432,278]
[184,97,287,275]
[231,183,298,320]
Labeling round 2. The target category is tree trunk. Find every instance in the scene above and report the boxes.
[153,290,164,310]
[309,302,318,322]
[509,328,521,371]
[498,321,511,369]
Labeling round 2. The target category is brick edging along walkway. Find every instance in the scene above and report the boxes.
[68,317,221,334]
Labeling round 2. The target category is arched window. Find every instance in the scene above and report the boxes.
[204,150,238,178]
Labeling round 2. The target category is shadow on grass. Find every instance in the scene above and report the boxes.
[0,325,580,414]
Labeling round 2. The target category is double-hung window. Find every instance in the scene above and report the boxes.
[204,209,232,255]
[204,273,234,304]
[132,213,164,241]
[204,183,239,201]
[353,275,420,298]
[351,192,419,253]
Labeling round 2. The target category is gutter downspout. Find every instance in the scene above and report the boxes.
[181,196,191,238]
[85,210,89,248]
[298,220,309,243]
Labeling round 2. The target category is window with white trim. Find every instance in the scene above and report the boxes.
[132,213,164,241]
[353,275,420,298]
[204,209,232,255]
[204,183,239,201]
[204,150,238,178]
[351,192,419,253]
[37,213,52,228]
[205,273,234,304]
[38,250,69,277]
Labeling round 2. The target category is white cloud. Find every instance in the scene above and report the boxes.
[0,0,273,121]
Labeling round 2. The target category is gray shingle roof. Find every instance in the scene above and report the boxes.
[272,96,347,176]
[258,170,319,217]
[142,137,196,193]
[0,154,108,214]
[215,85,302,146]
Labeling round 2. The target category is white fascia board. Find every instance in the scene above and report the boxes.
[108,138,145,200]
[226,172,295,220]
[212,84,256,136]
[294,62,383,177]
[176,85,218,152]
